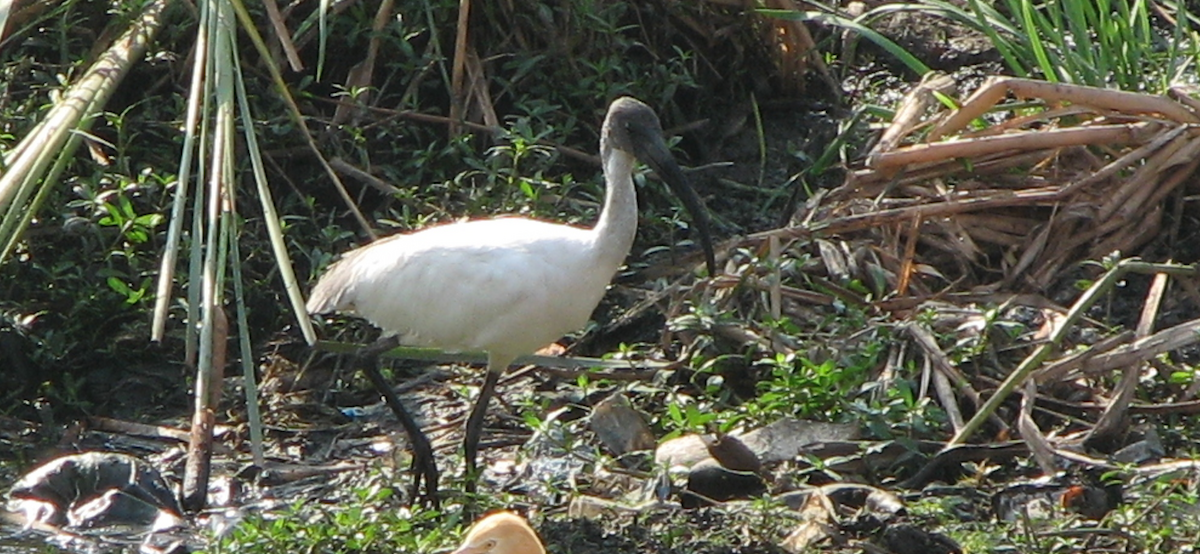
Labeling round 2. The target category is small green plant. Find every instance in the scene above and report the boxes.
[908,0,1198,91]
[660,398,719,441]
[852,377,949,440]
[745,346,880,424]
[96,193,163,245]
[205,481,451,554]
[103,274,150,305]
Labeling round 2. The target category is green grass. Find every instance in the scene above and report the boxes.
[205,484,454,554]
[909,0,1198,91]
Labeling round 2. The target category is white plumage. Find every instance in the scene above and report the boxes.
[307,97,714,503]
[309,211,630,365]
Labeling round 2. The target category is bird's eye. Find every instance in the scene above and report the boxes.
[485,539,497,550]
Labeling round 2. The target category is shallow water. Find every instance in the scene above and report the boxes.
[0,523,145,554]
[0,532,57,554]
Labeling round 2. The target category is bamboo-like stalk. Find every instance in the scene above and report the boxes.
[152,0,211,344]
[317,0,329,78]
[228,0,370,345]
[0,108,89,261]
[227,31,288,464]
[947,259,1199,447]
[233,53,316,348]
[0,0,170,263]
[229,219,264,465]
[229,0,375,245]
[186,0,221,367]
[0,3,12,43]
[184,0,238,510]
[313,340,672,370]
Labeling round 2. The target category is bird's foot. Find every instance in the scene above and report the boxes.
[407,426,441,507]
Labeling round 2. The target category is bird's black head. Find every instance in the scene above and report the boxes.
[602,97,664,157]
[601,97,717,275]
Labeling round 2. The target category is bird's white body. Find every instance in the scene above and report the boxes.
[307,151,638,367]
[306,97,710,501]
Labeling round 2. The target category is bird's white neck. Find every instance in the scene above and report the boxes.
[591,148,639,272]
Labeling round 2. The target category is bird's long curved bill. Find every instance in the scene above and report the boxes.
[636,135,718,275]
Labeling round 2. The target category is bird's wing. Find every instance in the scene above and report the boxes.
[309,219,606,355]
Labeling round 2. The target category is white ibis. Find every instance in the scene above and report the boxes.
[306,97,716,504]
[452,511,545,554]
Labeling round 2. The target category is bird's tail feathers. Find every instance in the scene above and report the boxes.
[305,261,354,314]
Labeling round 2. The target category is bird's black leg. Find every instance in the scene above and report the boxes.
[463,368,501,493]
[357,335,440,507]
